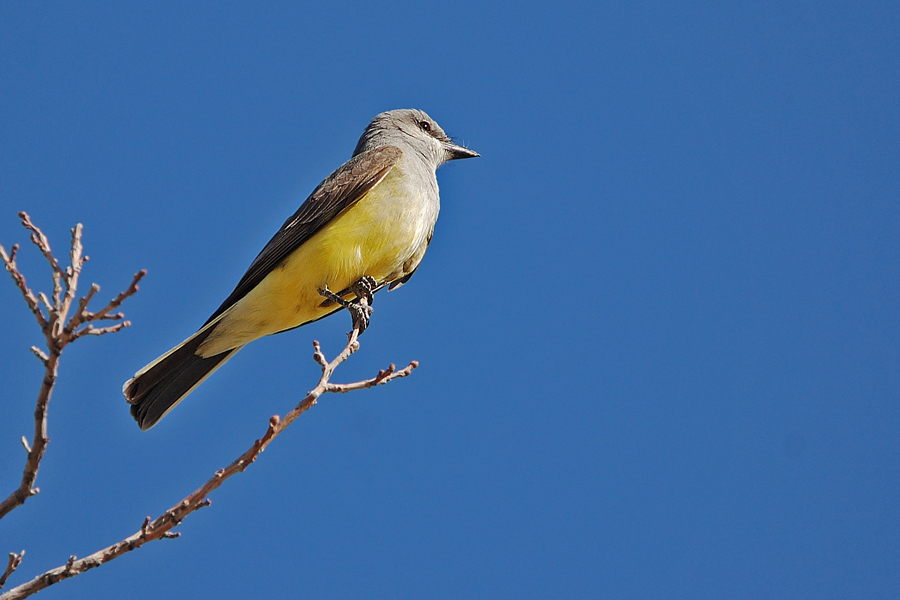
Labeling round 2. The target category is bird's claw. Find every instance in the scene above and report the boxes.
[350,276,377,306]
[318,276,377,334]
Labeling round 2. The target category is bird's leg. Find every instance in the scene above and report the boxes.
[318,277,376,334]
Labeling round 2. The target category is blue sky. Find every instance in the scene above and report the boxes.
[1,2,898,598]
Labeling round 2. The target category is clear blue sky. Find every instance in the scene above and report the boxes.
[1,2,898,598]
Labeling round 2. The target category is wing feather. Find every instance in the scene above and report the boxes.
[204,145,402,324]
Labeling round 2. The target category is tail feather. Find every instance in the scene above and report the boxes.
[124,327,241,431]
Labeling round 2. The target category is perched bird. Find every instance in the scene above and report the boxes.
[124,109,478,430]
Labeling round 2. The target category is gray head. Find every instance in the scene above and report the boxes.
[353,109,479,168]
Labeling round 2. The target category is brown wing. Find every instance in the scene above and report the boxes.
[203,145,402,325]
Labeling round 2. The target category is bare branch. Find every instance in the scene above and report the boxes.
[0,552,24,591]
[27,347,48,366]
[0,215,143,522]
[76,270,145,325]
[0,243,48,330]
[69,283,99,329]
[325,360,419,394]
[0,328,417,600]
[0,347,57,520]
[17,213,64,309]
[58,223,85,325]
[73,321,132,339]
[36,293,53,315]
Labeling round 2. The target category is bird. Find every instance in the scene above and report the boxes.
[124,109,478,430]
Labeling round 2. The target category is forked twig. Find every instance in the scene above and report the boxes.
[0,214,143,520]
[0,326,416,600]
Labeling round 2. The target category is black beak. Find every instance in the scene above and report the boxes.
[444,141,480,161]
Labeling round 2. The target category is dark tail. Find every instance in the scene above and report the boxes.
[124,327,241,431]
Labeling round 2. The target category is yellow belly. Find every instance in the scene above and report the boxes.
[197,163,434,356]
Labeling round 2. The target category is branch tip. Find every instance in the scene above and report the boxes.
[312,340,328,367]
[37,292,52,313]
[0,550,24,590]
[20,437,31,453]
[29,346,49,364]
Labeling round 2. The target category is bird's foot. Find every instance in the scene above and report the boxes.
[318,279,375,334]
[347,299,373,334]
[350,276,377,306]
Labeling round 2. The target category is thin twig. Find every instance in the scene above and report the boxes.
[58,223,85,331]
[0,553,24,591]
[73,321,133,339]
[78,270,145,324]
[0,328,416,600]
[0,243,48,330]
[18,213,64,310]
[27,347,48,366]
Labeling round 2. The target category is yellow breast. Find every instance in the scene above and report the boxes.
[198,160,436,356]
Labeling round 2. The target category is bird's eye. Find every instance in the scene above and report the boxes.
[419,120,431,132]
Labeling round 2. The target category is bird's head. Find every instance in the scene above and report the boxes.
[354,108,479,168]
